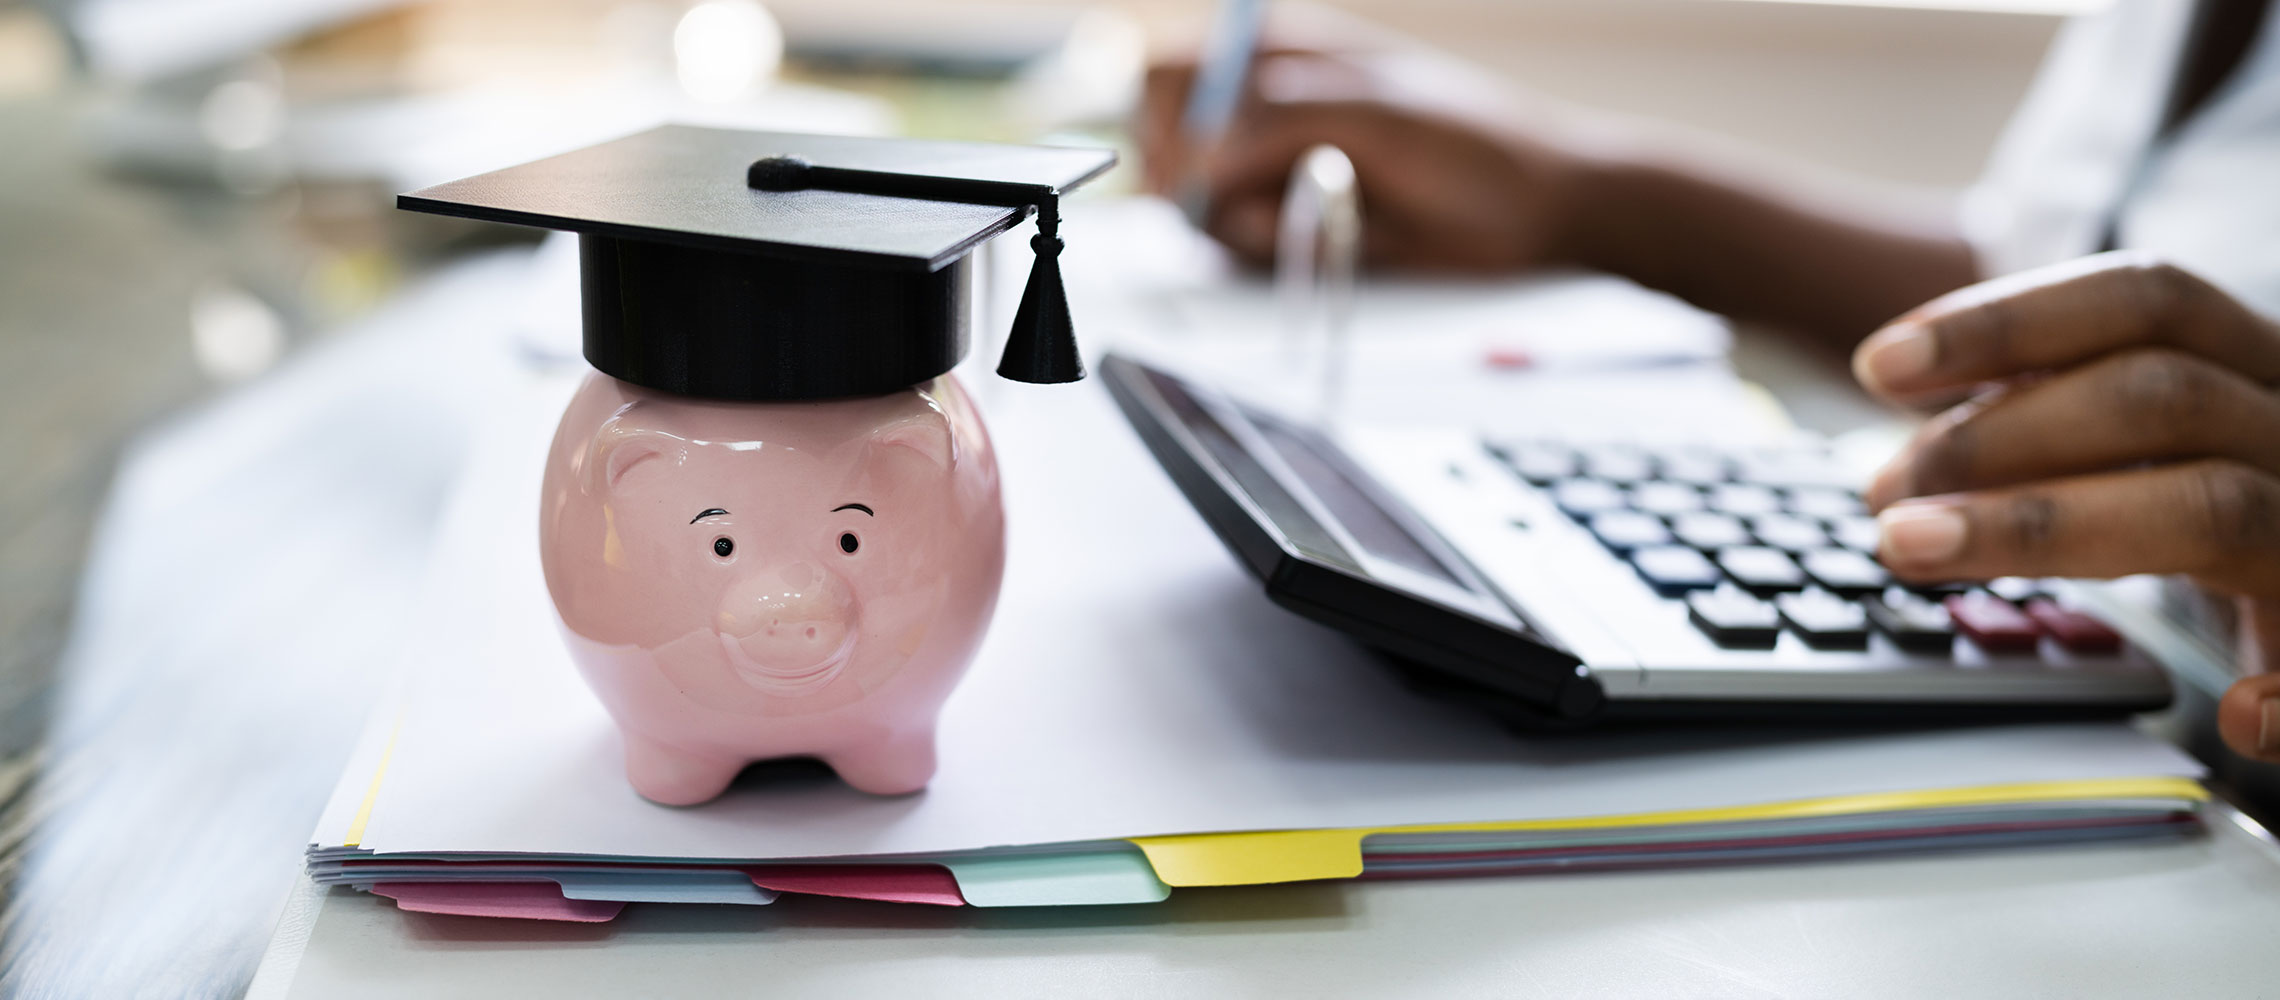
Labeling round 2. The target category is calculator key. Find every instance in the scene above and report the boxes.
[1588,511,1673,553]
[2024,599,2124,653]
[1656,451,1732,486]
[1687,587,1781,647]
[1785,487,1865,519]
[1581,446,1655,485]
[1736,452,1852,490]
[1551,479,1627,518]
[1987,576,2043,602]
[1633,545,1723,595]
[1708,484,1782,517]
[1496,441,1578,485]
[1632,482,1704,516]
[1829,515,1881,553]
[1672,512,1751,551]
[1748,513,1827,553]
[1863,590,1955,652]
[1716,546,1807,594]
[1946,592,2043,653]
[1776,590,1871,649]
[1799,548,1891,595]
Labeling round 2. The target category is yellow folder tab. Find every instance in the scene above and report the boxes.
[342,719,403,848]
[1123,777,2206,888]
[1394,776,2210,836]
[1130,829,1366,886]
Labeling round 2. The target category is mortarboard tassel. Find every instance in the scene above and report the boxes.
[997,202,1083,384]
[745,153,1086,384]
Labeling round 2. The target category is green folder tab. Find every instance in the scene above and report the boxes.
[945,845,1173,907]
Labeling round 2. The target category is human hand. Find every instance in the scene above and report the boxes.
[1136,42,1608,272]
[1853,253,2280,760]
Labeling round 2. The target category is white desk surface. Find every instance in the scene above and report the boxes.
[257,806,2280,999]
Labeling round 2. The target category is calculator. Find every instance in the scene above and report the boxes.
[1102,353,2172,727]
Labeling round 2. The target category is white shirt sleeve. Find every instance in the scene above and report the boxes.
[1969,0,2280,321]
[2125,7,2280,320]
[1963,0,2191,279]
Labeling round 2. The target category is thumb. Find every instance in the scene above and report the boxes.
[2240,595,2280,675]
[2217,671,2280,763]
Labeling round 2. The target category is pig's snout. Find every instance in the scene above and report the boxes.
[716,563,857,686]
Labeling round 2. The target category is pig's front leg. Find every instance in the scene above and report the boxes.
[623,734,744,806]
[827,729,938,796]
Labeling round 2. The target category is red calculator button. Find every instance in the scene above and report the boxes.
[2024,598,2123,654]
[1945,593,2042,652]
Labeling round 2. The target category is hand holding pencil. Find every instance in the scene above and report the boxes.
[1134,8,1612,274]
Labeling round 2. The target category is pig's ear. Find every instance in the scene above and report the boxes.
[587,425,684,493]
[869,413,954,470]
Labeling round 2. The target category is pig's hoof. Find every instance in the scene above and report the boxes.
[828,737,936,796]
[624,737,742,806]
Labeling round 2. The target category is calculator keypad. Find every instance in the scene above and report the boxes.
[1488,438,2122,655]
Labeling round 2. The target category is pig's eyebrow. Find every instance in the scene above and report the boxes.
[690,509,729,524]
[832,503,875,516]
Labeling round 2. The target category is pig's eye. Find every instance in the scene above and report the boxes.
[838,532,860,554]
[713,537,734,558]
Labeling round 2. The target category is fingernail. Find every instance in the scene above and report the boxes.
[1857,323,1936,388]
[2261,699,2280,754]
[1879,503,1966,565]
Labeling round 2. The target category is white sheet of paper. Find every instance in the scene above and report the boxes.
[346,368,2200,861]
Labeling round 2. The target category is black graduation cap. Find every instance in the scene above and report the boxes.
[398,125,1117,401]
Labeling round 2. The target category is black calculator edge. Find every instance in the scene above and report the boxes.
[1100,353,1602,719]
[1394,663,2170,731]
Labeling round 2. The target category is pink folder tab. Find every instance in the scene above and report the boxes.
[742,865,967,906]
[372,881,627,922]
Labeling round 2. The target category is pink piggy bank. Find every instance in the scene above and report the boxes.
[539,371,1005,805]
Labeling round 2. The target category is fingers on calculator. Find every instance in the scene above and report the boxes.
[1492,438,2125,656]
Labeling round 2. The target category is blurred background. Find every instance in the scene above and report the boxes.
[0,0,2104,989]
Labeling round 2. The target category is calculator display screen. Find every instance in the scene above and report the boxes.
[1246,416,1465,590]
